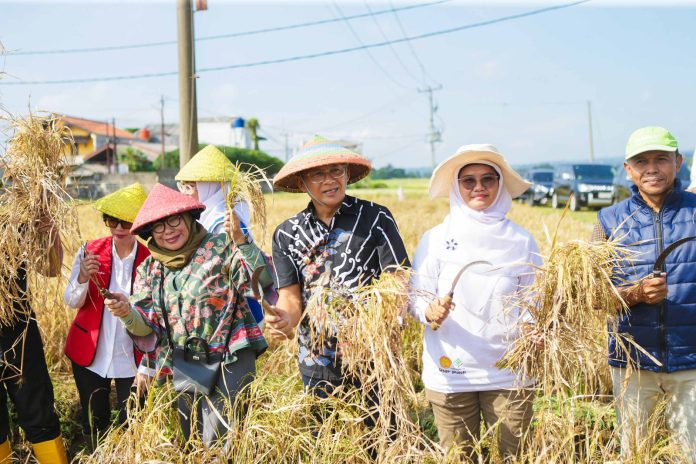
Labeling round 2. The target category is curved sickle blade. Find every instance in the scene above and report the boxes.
[446,260,493,298]
[431,260,493,332]
[250,267,278,317]
[654,236,696,274]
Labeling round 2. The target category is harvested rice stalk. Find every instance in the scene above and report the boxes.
[224,162,269,244]
[497,238,632,396]
[303,270,440,461]
[0,114,79,326]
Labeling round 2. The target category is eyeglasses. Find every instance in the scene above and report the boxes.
[458,174,500,190]
[151,214,183,234]
[305,166,347,184]
[177,181,196,195]
[103,215,133,229]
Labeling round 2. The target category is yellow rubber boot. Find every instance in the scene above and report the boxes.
[31,436,68,464]
[0,440,11,464]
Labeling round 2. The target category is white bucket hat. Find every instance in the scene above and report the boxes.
[429,144,531,199]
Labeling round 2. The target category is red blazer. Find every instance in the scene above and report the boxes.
[64,236,150,368]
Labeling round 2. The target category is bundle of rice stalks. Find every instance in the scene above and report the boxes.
[0,114,79,327]
[303,270,441,461]
[497,238,631,397]
[225,162,270,243]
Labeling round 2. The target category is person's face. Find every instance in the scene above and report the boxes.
[151,214,190,250]
[624,151,682,197]
[103,215,133,241]
[297,164,348,209]
[177,181,199,202]
[457,164,500,211]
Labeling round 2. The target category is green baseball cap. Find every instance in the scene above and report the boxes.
[625,126,678,160]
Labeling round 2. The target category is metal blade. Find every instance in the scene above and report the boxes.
[447,260,493,298]
[654,236,696,273]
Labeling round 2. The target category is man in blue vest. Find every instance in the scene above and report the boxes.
[595,126,696,461]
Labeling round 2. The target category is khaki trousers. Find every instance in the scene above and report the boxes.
[425,387,534,460]
[611,366,696,463]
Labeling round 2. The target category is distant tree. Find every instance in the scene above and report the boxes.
[119,147,154,172]
[371,164,408,179]
[160,144,284,175]
[246,118,261,151]
[124,128,139,134]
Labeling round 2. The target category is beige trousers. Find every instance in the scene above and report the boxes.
[425,387,534,460]
[611,366,696,463]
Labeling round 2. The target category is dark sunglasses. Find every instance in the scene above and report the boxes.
[458,174,500,191]
[103,215,133,229]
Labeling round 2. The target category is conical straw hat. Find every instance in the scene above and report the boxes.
[94,182,147,223]
[273,135,372,193]
[175,145,236,182]
[130,183,205,236]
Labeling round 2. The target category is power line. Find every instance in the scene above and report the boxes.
[331,1,409,89]
[0,0,590,86]
[7,0,451,57]
[362,1,423,87]
[388,0,439,87]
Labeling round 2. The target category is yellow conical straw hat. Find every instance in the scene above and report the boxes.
[175,145,236,182]
[94,182,147,223]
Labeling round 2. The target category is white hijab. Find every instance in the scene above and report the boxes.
[438,161,535,310]
[196,182,253,237]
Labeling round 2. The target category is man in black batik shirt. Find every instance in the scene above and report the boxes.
[267,135,410,394]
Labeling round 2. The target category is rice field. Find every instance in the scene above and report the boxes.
[7,183,687,463]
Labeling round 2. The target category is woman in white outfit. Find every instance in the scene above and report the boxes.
[410,144,540,460]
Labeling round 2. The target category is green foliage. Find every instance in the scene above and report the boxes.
[159,144,284,175]
[371,164,409,180]
[350,176,389,189]
[119,147,154,172]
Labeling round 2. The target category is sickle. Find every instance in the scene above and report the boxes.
[653,236,696,277]
[431,260,492,331]
[251,267,294,339]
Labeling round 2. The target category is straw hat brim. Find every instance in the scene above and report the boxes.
[273,155,372,193]
[94,182,147,224]
[429,144,531,199]
[130,183,206,235]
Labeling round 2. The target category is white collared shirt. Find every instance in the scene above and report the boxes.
[64,240,139,378]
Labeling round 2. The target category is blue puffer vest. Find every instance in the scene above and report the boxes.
[598,179,696,373]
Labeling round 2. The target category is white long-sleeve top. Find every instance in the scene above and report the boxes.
[64,241,139,379]
[410,226,538,393]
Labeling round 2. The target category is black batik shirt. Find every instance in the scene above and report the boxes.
[272,195,410,380]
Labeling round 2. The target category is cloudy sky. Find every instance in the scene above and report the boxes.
[1,0,694,168]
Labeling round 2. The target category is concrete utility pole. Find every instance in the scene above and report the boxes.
[284,132,290,162]
[418,85,443,171]
[177,0,198,168]
[160,95,166,168]
[112,117,117,173]
[587,100,595,162]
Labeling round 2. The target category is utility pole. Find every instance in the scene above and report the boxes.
[112,117,117,173]
[418,85,443,171]
[160,95,166,169]
[587,100,595,162]
[177,0,198,168]
[283,132,290,162]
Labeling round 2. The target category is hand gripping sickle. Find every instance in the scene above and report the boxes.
[430,260,492,331]
[251,268,295,340]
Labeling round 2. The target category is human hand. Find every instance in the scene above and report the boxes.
[224,209,247,245]
[135,373,152,395]
[521,323,544,348]
[639,274,668,305]
[78,251,100,284]
[426,297,453,330]
[264,306,295,340]
[104,292,131,318]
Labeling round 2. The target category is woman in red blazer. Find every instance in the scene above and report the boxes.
[63,183,150,450]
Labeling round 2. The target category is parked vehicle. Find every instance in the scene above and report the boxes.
[612,162,691,204]
[520,169,554,205]
[551,164,615,211]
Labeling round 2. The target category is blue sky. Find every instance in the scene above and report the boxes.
[0,0,694,168]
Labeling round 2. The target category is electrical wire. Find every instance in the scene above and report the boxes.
[0,1,590,86]
[7,0,451,56]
